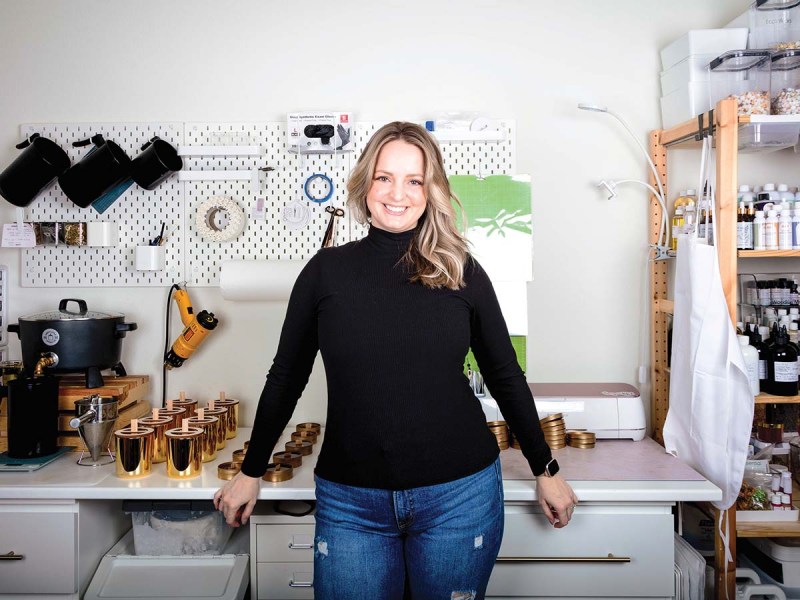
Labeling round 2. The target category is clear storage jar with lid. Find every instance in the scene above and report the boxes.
[772,49,800,113]
[750,0,800,51]
[709,50,772,116]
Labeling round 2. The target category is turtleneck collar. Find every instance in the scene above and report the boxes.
[364,225,417,255]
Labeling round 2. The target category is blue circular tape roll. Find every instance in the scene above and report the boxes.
[304,173,334,204]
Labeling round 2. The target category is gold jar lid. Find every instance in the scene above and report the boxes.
[187,416,219,426]
[296,422,321,433]
[217,462,241,480]
[285,440,313,456]
[203,407,227,417]
[114,426,155,438]
[232,448,246,463]
[263,463,293,482]
[273,451,302,467]
[139,416,173,427]
[291,430,317,444]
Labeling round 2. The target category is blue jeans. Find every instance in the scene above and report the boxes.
[313,457,504,600]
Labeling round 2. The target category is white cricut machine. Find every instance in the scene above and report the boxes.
[479,382,646,441]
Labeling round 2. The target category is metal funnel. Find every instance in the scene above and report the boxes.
[70,394,118,465]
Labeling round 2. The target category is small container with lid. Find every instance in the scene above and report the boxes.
[751,0,800,51]
[709,50,771,116]
[138,408,172,464]
[772,50,800,114]
[171,391,197,420]
[213,392,239,440]
[186,408,220,463]
[165,420,203,479]
[114,419,154,479]
[204,400,228,450]
[158,399,187,430]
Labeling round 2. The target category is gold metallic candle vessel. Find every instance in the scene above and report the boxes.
[157,407,187,430]
[217,461,241,480]
[114,425,154,478]
[285,440,313,456]
[138,411,173,464]
[171,392,198,419]
[214,393,240,440]
[231,448,246,464]
[187,415,220,462]
[203,406,228,450]
[165,425,203,479]
[297,422,321,434]
[291,430,317,444]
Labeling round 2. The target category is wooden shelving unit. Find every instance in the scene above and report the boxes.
[649,98,800,599]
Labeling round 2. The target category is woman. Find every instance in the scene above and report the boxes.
[215,121,577,599]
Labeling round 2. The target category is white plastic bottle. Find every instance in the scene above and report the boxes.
[793,202,800,250]
[766,209,780,250]
[779,183,796,202]
[763,183,781,203]
[754,210,766,250]
[683,200,696,235]
[738,335,760,396]
[780,206,794,250]
[739,184,757,204]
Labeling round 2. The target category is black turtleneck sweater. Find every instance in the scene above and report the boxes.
[241,225,552,489]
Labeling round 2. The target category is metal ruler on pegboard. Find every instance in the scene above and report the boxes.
[16,120,515,287]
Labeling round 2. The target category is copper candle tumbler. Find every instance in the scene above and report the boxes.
[187,415,220,462]
[165,426,203,478]
[171,397,197,419]
[214,398,240,440]
[262,462,293,482]
[137,414,172,464]
[204,407,228,450]
[273,451,302,468]
[218,461,241,480]
[114,426,154,478]
[157,407,187,430]
[297,422,321,434]
[285,440,313,456]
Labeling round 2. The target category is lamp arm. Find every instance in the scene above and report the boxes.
[610,179,668,250]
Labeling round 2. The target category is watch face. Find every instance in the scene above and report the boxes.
[547,459,560,477]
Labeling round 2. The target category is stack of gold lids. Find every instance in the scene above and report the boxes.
[487,421,510,450]
[540,413,566,449]
[566,430,596,449]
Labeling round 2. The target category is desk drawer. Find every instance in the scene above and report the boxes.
[488,507,673,597]
[0,508,77,594]
[256,524,315,562]
[256,562,314,599]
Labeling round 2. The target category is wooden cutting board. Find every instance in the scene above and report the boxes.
[0,375,150,453]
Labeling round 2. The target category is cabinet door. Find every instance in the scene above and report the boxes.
[487,508,674,598]
[0,508,77,594]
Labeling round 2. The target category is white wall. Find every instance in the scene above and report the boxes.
[0,0,753,428]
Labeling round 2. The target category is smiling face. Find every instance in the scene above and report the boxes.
[366,140,427,233]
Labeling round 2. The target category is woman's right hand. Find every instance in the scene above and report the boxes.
[213,471,260,527]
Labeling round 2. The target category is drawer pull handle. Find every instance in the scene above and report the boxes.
[497,553,631,563]
[288,542,313,549]
[289,580,313,588]
[0,551,24,561]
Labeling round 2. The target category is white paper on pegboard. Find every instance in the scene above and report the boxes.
[15,120,515,287]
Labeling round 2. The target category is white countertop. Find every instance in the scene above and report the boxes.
[0,428,721,503]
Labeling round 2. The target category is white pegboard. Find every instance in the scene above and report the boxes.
[15,120,515,287]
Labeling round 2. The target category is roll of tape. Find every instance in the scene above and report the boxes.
[303,173,334,204]
[196,195,246,242]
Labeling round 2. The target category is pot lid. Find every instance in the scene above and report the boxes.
[21,299,122,321]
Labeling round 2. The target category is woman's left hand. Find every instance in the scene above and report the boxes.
[535,474,579,528]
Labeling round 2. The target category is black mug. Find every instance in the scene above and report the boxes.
[58,134,131,208]
[130,137,183,190]
[7,375,59,458]
[0,134,71,207]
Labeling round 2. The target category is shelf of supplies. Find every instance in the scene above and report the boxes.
[739,250,800,258]
[738,480,800,537]
[755,392,800,404]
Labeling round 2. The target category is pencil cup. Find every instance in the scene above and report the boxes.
[135,245,165,271]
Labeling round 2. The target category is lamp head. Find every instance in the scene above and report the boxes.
[578,103,609,113]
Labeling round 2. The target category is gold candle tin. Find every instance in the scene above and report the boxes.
[262,462,293,482]
[114,426,155,478]
[203,407,228,450]
[231,448,246,464]
[138,414,173,464]
[297,422,321,434]
[171,395,198,419]
[285,440,313,456]
[214,397,240,440]
[187,415,220,462]
[157,407,187,430]
[165,426,203,479]
[273,451,302,468]
[218,461,241,480]
[291,430,317,444]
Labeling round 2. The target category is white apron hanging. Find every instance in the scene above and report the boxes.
[663,137,753,513]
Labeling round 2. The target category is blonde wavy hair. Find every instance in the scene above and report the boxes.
[347,121,470,290]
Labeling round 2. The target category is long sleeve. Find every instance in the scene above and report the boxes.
[240,256,321,477]
[467,260,552,476]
